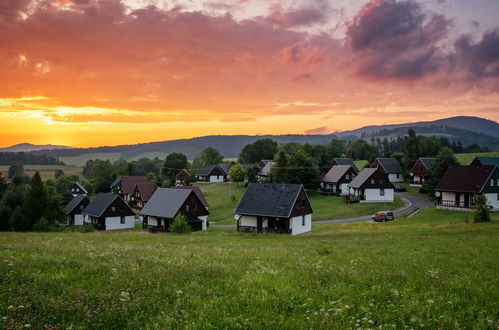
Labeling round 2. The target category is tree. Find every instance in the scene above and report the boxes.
[54,169,64,179]
[22,172,47,230]
[239,139,278,163]
[246,164,259,183]
[163,153,189,183]
[422,147,458,195]
[169,213,191,233]
[402,129,419,173]
[287,150,320,189]
[347,140,380,162]
[192,147,224,168]
[0,176,25,231]
[473,194,491,222]
[229,164,246,185]
[8,163,24,178]
[90,160,116,193]
[271,150,289,184]
[328,139,346,159]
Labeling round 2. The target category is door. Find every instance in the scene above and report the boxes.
[464,193,470,208]
[257,217,263,233]
[455,193,461,207]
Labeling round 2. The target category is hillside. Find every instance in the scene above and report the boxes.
[0,143,72,153]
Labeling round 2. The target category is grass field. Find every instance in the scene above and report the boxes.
[0,209,497,328]
[456,151,499,165]
[59,153,122,166]
[195,183,404,224]
[0,164,83,181]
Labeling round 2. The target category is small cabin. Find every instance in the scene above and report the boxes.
[131,182,156,210]
[258,160,274,169]
[175,169,190,185]
[69,182,88,197]
[171,185,209,209]
[196,165,227,183]
[332,158,359,173]
[235,183,313,235]
[64,194,90,226]
[141,188,209,231]
[371,158,404,182]
[321,165,357,195]
[111,176,149,201]
[257,161,275,182]
[348,168,394,203]
[82,193,136,230]
[410,158,435,186]
[470,157,499,168]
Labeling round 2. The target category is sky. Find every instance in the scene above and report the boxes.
[1,0,498,148]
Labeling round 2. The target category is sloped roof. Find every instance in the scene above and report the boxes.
[73,182,88,194]
[436,165,496,193]
[65,194,89,214]
[196,165,218,176]
[121,176,149,195]
[373,158,402,174]
[135,182,156,202]
[348,168,378,189]
[175,169,190,179]
[333,158,359,173]
[110,176,122,189]
[141,188,194,218]
[259,161,275,176]
[419,158,436,169]
[322,165,352,183]
[235,183,308,218]
[82,193,119,217]
[473,157,499,168]
[218,164,230,175]
[171,185,209,207]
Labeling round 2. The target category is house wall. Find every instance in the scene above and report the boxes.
[74,214,84,226]
[388,173,404,182]
[209,175,224,182]
[363,188,394,202]
[199,215,208,230]
[147,216,158,227]
[485,193,499,210]
[290,214,311,235]
[339,183,349,195]
[238,215,267,228]
[105,216,135,230]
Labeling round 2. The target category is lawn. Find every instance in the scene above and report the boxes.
[0,164,83,181]
[0,209,497,328]
[456,151,499,165]
[195,183,405,224]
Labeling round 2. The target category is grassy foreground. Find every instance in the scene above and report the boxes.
[197,183,404,224]
[1,209,498,329]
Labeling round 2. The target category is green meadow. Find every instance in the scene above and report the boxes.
[455,151,499,165]
[1,209,498,328]
[0,164,83,181]
[195,183,404,224]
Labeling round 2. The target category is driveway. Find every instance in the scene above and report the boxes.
[211,192,434,227]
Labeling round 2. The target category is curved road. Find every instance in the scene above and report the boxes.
[211,192,434,227]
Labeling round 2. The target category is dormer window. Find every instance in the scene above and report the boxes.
[491,179,494,186]
[346,174,349,179]
[371,179,375,184]
[111,206,116,212]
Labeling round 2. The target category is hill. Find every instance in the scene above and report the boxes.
[0,143,72,153]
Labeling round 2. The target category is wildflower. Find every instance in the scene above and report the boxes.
[119,292,130,301]
[7,306,14,310]
[177,290,183,295]
[2,317,7,320]
[111,268,117,271]
[24,324,31,328]
[426,299,435,304]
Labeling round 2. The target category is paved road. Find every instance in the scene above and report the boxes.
[211,192,434,227]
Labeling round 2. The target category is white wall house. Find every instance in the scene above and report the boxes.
[348,168,395,203]
[82,193,136,231]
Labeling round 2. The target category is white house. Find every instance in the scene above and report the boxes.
[234,183,313,235]
[69,182,88,197]
[82,193,136,230]
[196,165,227,183]
[348,168,395,203]
[320,165,357,195]
[371,158,404,183]
[64,194,90,226]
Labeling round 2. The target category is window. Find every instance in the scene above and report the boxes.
[302,215,306,226]
[346,174,349,179]
[111,206,116,212]
[397,173,400,178]
[371,179,375,184]
[80,205,84,210]
[194,203,197,211]
[120,217,125,224]
[380,188,385,196]
[491,179,494,186]
[301,199,306,208]
[186,205,190,212]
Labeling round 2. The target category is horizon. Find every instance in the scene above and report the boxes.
[1,0,499,148]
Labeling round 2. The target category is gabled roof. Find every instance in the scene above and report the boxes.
[72,182,88,194]
[134,182,156,202]
[171,185,209,207]
[240,163,250,170]
[141,188,205,218]
[196,165,219,176]
[258,161,275,176]
[419,158,436,169]
[322,165,352,183]
[436,165,496,193]
[82,193,120,217]
[259,159,273,165]
[65,194,89,214]
[175,169,190,179]
[121,176,149,195]
[218,164,230,175]
[110,176,122,189]
[472,157,499,168]
[348,168,378,189]
[372,158,402,174]
[235,183,309,218]
[332,158,359,173]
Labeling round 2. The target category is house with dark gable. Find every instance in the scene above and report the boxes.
[171,185,209,209]
[371,158,404,182]
[140,188,209,231]
[196,165,227,183]
[332,158,359,173]
[64,194,90,226]
[175,169,190,185]
[111,176,150,202]
[234,183,313,235]
[131,182,156,210]
[258,159,274,169]
[410,158,436,186]
[470,156,499,168]
[436,165,499,210]
[320,165,357,195]
[257,161,275,182]
[82,193,136,230]
[348,168,395,203]
[69,182,88,197]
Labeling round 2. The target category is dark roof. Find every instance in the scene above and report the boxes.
[410,157,436,173]
[260,159,273,165]
[348,168,377,189]
[73,182,88,194]
[333,158,359,173]
[373,158,402,174]
[218,164,230,175]
[82,193,120,217]
[65,194,88,213]
[196,165,218,176]
[259,161,275,176]
[175,169,190,179]
[110,176,122,189]
[171,185,209,207]
[436,165,496,193]
[140,188,193,218]
[121,176,149,195]
[135,183,156,202]
[322,165,352,183]
[472,157,499,168]
[235,183,309,218]
[240,163,250,170]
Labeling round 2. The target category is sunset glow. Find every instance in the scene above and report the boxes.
[1,0,498,148]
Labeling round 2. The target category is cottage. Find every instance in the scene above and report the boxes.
[131,182,156,210]
[196,165,227,182]
[258,159,274,169]
[175,169,190,185]
[436,165,499,210]
[348,168,394,202]
[371,158,404,182]
[257,161,275,182]
[64,194,90,225]
[320,165,357,195]
[332,158,359,173]
[171,185,209,209]
[141,188,209,231]
[111,176,149,201]
[470,156,499,168]
[69,182,88,197]
[82,193,136,230]
[235,183,313,235]
[409,158,436,186]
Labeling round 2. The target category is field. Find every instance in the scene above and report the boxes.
[456,151,499,165]
[59,153,121,166]
[353,160,368,170]
[1,209,497,328]
[0,164,83,181]
[195,183,404,224]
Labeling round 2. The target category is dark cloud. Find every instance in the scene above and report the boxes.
[454,29,499,79]
[265,0,333,27]
[0,0,31,21]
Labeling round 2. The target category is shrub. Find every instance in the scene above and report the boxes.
[473,194,491,223]
[32,216,52,232]
[83,223,96,233]
[169,214,191,234]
